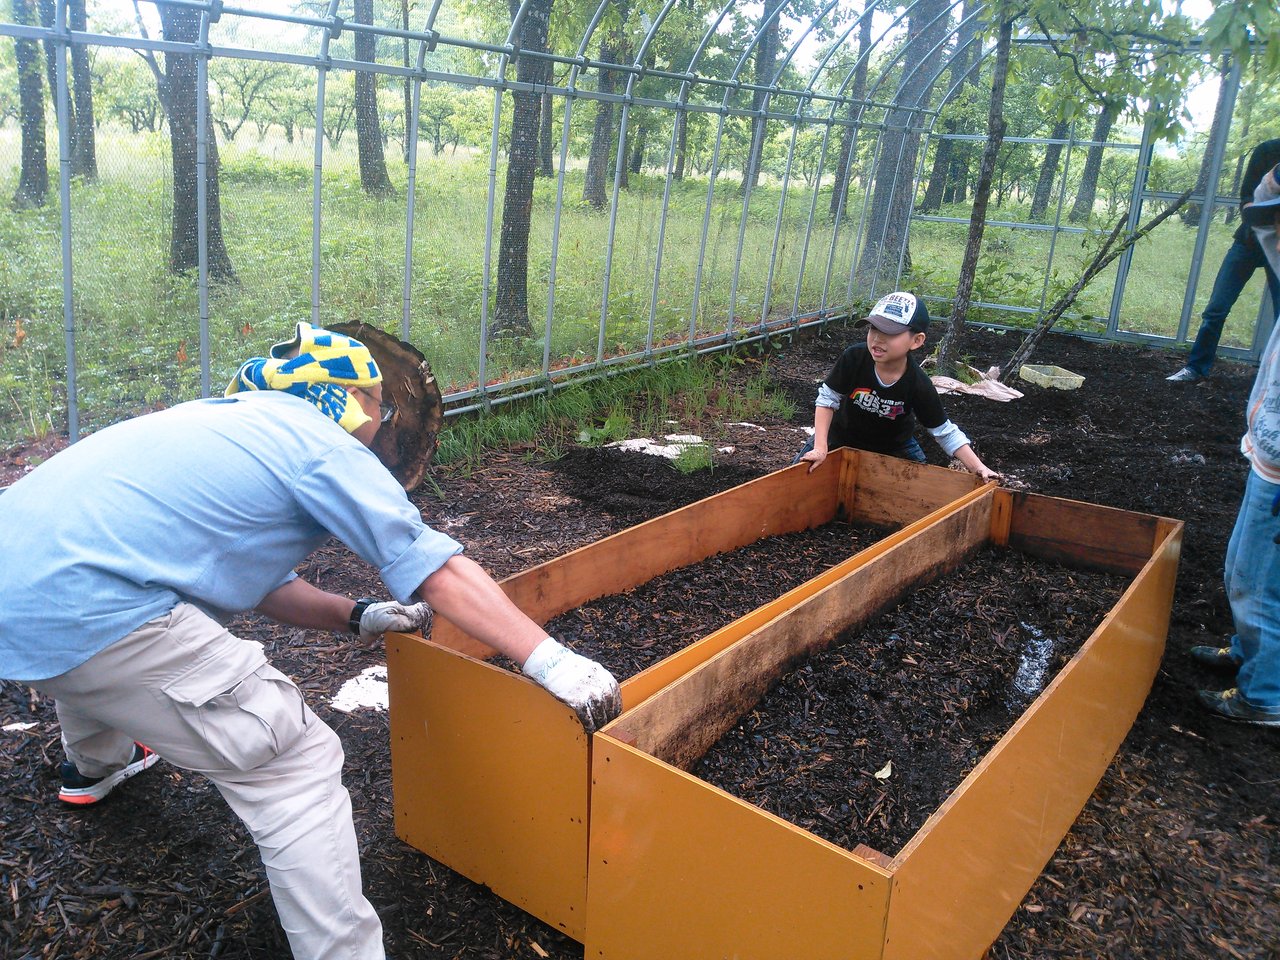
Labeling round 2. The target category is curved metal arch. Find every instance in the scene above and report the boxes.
[811,0,971,304]
[841,0,973,298]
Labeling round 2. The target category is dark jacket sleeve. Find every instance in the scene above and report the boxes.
[1234,140,1280,244]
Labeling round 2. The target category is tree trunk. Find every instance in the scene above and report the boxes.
[159,5,235,279]
[919,136,954,213]
[493,0,552,337]
[583,41,618,209]
[855,0,948,291]
[674,109,687,181]
[67,0,96,179]
[12,0,48,209]
[1029,118,1070,221]
[919,2,978,215]
[1180,54,1233,226]
[37,0,60,123]
[629,123,646,174]
[936,17,1011,376]
[944,142,969,203]
[354,0,394,197]
[538,89,555,175]
[1067,103,1118,224]
[829,7,873,221]
[743,0,782,194]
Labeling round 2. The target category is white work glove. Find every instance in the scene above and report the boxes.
[521,638,622,734]
[355,599,433,645]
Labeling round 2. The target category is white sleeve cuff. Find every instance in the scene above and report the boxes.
[816,383,843,410]
[927,420,970,457]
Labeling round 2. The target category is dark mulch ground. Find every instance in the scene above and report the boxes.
[2,321,1279,959]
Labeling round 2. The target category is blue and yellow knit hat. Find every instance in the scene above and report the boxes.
[226,321,382,433]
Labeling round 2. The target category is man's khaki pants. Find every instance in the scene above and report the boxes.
[34,603,385,960]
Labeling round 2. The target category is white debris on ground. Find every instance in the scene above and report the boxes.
[2,722,38,733]
[726,422,767,431]
[1011,621,1055,702]
[331,665,389,713]
[607,434,734,459]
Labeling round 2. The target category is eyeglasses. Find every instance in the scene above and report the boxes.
[378,400,397,424]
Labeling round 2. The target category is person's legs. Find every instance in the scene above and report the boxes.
[54,700,138,777]
[1184,240,1266,377]
[34,603,385,960]
[1220,495,1249,666]
[1221,472,1280,712]
[791,434,815,465]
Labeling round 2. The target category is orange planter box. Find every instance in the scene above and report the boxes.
[586,488,1180,959]
[386,450,988,940]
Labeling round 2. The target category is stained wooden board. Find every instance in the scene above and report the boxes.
[387,635,591,939]
[586,738,893,960]
[618,482,996,707]
[432,451,982,662]
[1005,490,1171,575]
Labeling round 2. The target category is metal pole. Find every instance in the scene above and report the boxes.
[54,0,77,440]
[196,7,213,396]
[1174,58,1241,343]
[313,1,342,325]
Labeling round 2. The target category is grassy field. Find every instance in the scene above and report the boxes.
[0,125,1263,447]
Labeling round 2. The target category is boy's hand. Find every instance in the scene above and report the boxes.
[800,447,827,473]
[975,465,1000,482]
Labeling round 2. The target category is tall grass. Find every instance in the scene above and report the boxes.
[433,353,795,477]
[0,125,1252,447]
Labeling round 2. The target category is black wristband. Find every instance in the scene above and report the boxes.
[349,597,377,636]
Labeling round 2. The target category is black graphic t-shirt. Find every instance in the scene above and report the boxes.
[823,344,947,453]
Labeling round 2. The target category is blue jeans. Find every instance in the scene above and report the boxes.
[1223,471,1280,711]
[793,434,926,465]
[1186,239,1280,377]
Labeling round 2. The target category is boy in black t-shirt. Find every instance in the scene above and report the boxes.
[796,292,998,481]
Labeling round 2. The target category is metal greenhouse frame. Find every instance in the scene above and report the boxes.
[0,0,1258,442]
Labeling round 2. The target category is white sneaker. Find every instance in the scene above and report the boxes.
[1166,367,1203,383]
[58,743,159,805]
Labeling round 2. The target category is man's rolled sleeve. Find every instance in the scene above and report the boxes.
[292,441,465,602]
[380,526,464,602]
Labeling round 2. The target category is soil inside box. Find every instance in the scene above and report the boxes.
[540,520,890,679]
[693,545,1127,854]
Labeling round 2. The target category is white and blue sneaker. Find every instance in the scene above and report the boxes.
[58,743,160,806]
[1197,688,1280,727]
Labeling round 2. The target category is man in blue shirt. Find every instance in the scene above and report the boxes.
[0,323,621,960]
